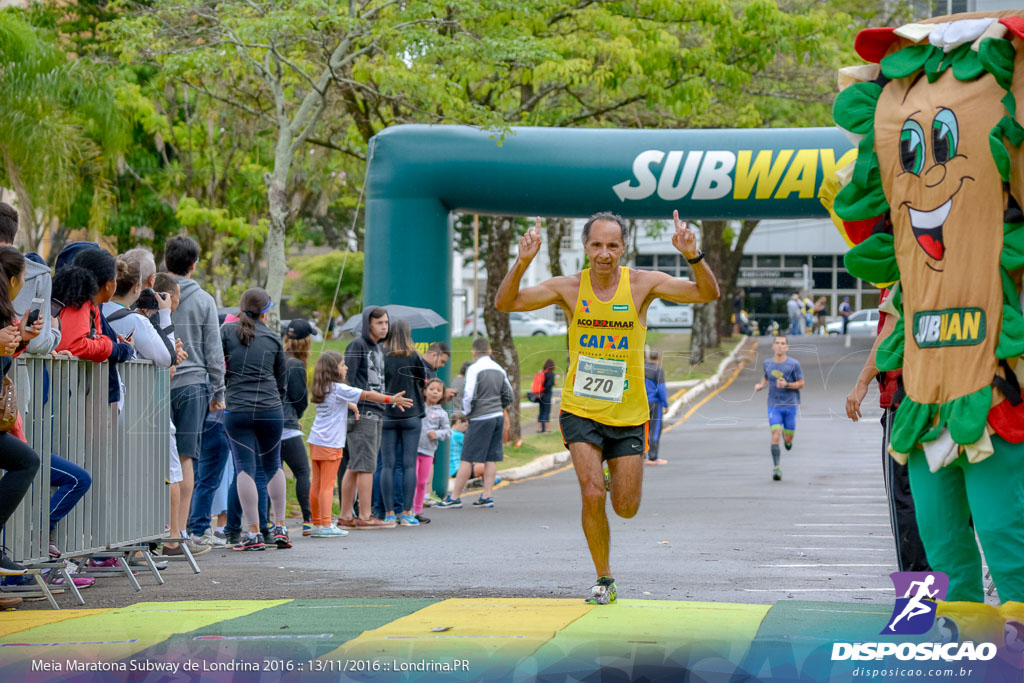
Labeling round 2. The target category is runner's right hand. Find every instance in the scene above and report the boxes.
[517,217,543,263]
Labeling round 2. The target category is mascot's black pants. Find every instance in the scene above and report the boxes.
[881,408,930,573]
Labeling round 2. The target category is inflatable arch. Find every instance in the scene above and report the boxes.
[363,124,854,351]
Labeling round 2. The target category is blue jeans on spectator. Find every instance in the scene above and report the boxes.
[49,454,91,531]
[372,447,404,517]
[187,414,232,536]
[789,316,802,335]
[380,416,421,516]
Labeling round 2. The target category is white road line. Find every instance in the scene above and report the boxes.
[758,563,891,568]
[802,513,888,517]
[812,503,891,506]
[743,588,892,593]
[816,496,888,499]
[777,547,892,552]
[790,528,888,532]
[787,534,888,538]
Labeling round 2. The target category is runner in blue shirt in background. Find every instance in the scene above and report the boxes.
[754,336,804,482]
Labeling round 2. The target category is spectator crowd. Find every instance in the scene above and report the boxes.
[0,202,524,608]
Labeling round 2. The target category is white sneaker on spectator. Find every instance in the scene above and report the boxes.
[183,539,211,556]
[193,529,226,547]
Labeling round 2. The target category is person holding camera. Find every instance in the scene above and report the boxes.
[103,253,175,366]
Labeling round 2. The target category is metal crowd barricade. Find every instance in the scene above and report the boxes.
[1,356,172,607]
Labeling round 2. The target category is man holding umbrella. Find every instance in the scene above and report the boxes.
[338,306,394,529]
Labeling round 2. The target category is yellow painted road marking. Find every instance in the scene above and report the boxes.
[327,598,591,661]
[1,600,289,659]
[564,599,768,642]
[670,386,689,401]
[0,609,108,638]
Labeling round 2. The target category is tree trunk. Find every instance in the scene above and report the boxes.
[1,147,39,253]
[685,220,725,365]
[695,219,761,343]
[720,219,759,338]
[263,168,289,331]
[545,217,571,278]
[484,216,521,443]
[689,302,716,366]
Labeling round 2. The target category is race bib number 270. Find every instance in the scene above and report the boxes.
[573,354,626,403]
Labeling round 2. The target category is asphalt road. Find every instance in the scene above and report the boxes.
[45,335,907,609]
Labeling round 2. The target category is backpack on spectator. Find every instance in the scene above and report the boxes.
[106,307,177,365]
[528,370,545,403]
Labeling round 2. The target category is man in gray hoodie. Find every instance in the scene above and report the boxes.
[165,235,225,542]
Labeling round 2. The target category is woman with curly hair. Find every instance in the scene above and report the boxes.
[53,248,135,401]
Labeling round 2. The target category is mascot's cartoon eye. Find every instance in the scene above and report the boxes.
[932,109,959,164]
[900,119,926,175]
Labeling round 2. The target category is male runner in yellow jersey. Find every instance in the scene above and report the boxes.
[495,211,720,604]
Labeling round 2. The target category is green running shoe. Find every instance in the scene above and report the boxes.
[586,577,617,605]
[772,466,782,481]
[603,465,611,491]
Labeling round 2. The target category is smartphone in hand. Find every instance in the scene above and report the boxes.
[26,297,44,327]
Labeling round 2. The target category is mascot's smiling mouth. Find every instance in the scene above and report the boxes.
[904,177,970,268]
[908,198,950,261]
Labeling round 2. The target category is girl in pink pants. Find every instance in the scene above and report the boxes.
[414,379,451,522]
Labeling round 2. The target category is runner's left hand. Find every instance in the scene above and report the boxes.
[776,378,786,389]
[671,210,699,260]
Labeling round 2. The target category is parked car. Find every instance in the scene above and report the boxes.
[458,308,567,336]
[645,299,693,329]
[826,308,879,337]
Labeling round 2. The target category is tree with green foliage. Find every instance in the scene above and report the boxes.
[107,0,513,326]
[284,250,364,324]
[0,12,131,255]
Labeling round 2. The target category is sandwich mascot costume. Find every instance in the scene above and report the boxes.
[824,10,1024,648]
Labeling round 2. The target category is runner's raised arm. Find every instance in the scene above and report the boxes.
[642,211,720,306]
[495,217,572,314]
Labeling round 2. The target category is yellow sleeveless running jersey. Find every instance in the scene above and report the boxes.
[561,267,649,426]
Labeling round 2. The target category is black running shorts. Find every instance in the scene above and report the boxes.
[559,411,647,460]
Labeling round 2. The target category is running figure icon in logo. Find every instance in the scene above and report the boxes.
[885,571,949,635]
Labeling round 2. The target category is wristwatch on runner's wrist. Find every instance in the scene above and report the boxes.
[686,250,705,264]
